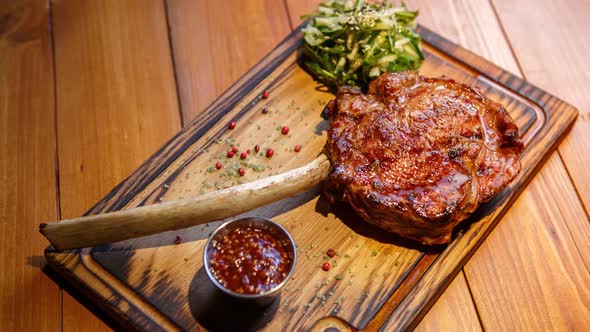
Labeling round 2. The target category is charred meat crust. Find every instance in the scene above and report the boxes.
[323,71,524,245]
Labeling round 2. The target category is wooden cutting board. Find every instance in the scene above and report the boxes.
[44,25,577,331]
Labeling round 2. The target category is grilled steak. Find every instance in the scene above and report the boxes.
[322,71,524,245]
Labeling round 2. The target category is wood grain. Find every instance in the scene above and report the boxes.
[492,0,590,212]
[466,156,590,330]
[0,1,60,331]
[51,0,182,329]
[414,273,482,332]
[166,0,292,124]
[491,0,590,266]
[409,0,519,74]
[403,1,590,330]
[396,2,588,328]
[449,3,590,324]
[45,22,578,330]
[284,0,317,27]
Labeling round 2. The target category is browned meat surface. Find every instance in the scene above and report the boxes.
[322,71,524,245]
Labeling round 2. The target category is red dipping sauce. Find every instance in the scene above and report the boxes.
[208,226,292,294]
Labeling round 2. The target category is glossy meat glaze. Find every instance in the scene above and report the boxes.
[323,71,524,245]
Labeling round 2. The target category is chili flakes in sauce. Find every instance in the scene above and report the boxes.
[209,226,291,294]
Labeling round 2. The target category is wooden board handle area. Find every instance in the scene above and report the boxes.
[40,154,330,251]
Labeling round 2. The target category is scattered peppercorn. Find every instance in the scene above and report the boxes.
[294,145,302,152]
[227,150,235,158]
[255,144,261,153]
[262,107,269,114]
[266,149,274,158]
[326,248,336,258]
[240,152,247,160]
[246,149,251,155]
[322,262,331,271]
[228,121,236,130]
[281,126,289,135]
[215,162,222,169]
[232,146,239,153]
[262,90,270,99]
[175,235,181,245]
[238,168,246,176]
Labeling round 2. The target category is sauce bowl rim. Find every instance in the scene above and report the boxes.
[203,216,297,300]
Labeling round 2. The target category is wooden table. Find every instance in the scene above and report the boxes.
[1,0,588,330]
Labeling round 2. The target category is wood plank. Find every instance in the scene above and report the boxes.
[491,0,590,268]
[410,0,590,329]
[166,0,292,124]
[408,0,590,330]
[409,0,519,74]
[465,155,590,330]
[0,1,60,331]
[284,0,316,28]
[51,0,182,330]
[414,273,482,332]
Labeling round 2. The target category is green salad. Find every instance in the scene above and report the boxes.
[301,0,423,89]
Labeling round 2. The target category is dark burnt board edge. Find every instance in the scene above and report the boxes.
[44,23,578,332]
[43,258,173,332]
